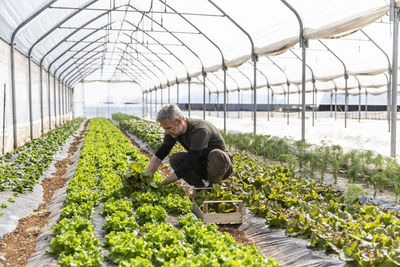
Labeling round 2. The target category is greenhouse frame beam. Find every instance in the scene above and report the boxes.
[26,0,96,134]
[48,6,225,17]
[281,0,307,140]
[361,29,392,132]
[10,0,58,148]
[267,56,290,125]
[123,20,190,86]
[127,4,205,109]
[208,0,257,133]
[353,75,362,122]
[390,1,399,157]
[161,0,227,124]
[319,40,349,128]
[255,68,271,121]
[58,26,200,35]
[289,49,316,126]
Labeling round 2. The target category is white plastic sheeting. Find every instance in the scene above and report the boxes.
[0,0,397,94]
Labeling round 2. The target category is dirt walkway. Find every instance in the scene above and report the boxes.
[0,121,88,267]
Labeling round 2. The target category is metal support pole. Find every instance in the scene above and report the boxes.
[155,88,157,115]
[330,91,333,117]
[366,90,368,119]
[312,80,316,126]
[253,55,258,134]
[223,67,227,133]
[335,88,337,120]
[54,78,57,127]
[188,77,191,118]
[217,92,220,118]
[389,2,398,155]
[160,86,163,107]
[40,66,44,135]
[48,72,51,130]
[177,81,179,105]
[272,93,274,117]
[287,83,290,125]
[358,86,361,122]
[58,79,61,124]
[202,71,206,120]
[2,84,6,155]
[168,85,170,104]
[28,58,33,139]
[150,89,153,119]
[267,86,270,121]
[208,91,211,116]
[345,76,349,128]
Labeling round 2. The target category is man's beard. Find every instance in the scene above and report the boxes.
[171,124,183,138]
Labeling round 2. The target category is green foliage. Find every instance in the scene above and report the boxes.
[0,118,84,193]
[135,204,167,225]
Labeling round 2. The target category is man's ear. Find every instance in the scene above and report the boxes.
[176,117,182,124]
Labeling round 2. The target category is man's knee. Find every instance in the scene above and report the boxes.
[169,152,186,171]
[207,149,232,183]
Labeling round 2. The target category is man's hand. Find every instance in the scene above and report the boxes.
[146,156,162,173]
[160,172,179,185]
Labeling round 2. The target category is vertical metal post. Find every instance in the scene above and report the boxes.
[223,67,227,133]
[344,76,349,128]
[2,84,6,155]
[58,79,61,124]
[335,88,337,120]
[54,78,57,127]
[188,77,191,118]
[176,81,179,105]
[238,89,240,119]
[365,90,368,119]
[267,86,270,121]
[330,91,333,117]
[208,91,211,116]
[168,84,170,104]
[315,88,318,120]
[40,66,44,135]
[155,88,157,115]
[48,72,51,130]
[160,85,163,107]
[253,55,258,134]
[150,89,153,119]
[203,71,206,120]
[217,92,220,118]
[358,86,361,122]
[28,58,33,139]
[301,42,306,140]
[391,4,398,157]
[312,80,315,126]
[272,93,274,117]
[287,83,290,125]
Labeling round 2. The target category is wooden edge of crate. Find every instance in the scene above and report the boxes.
[203,200,243,214]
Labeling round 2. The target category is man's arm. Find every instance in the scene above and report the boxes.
[160,172,179,185]
[146,155,162,174]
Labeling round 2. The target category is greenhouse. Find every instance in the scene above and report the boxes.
[1,0,400,266]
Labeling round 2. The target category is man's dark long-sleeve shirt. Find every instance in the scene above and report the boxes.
[154,118,232,179]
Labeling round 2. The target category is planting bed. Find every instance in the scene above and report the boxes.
[114,113,400,266]
[23,118,278,266]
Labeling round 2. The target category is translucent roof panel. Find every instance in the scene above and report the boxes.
[0,0,398,90]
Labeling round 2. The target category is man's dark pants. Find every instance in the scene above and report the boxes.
[169,149,233,187]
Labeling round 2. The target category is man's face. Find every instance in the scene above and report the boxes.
[160,118,183,138]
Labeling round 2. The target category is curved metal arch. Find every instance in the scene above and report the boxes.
[254,66,272,121]
[63,55,104,85]
[207,0,258,132]
[123,34,176,79]
[267,56,290,125]
[26,0,96,136]
[118,48,165,87]
[10,0,59,147]
[117,45,169,85]
[58,43,104,80]
[124,21,189,75]
[61,51,103,82]
[289,49,317,126]
[318,39,349,128]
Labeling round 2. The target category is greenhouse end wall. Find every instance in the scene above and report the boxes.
[0,38,72,154]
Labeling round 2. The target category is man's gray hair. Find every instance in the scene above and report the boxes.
[156,104,185,123]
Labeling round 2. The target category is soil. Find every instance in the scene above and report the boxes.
[0,121,88,267]
[116,124,255,248]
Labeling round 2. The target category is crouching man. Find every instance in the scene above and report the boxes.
[146,104,233,187]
